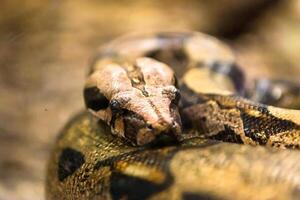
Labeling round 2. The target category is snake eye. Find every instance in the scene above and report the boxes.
[173,89,181,104]
[162,87,181,104]
[110,99,121,113]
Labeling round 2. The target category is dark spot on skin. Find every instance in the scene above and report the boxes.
[210,62,245,95]
[92,147,178,199]
[241,107,298,145]
[58,148,85,181]
[182,192,223,200]
[84,86,109,111]
[110,173,168,200]
[109,149,176,200]
[209,125,243,144]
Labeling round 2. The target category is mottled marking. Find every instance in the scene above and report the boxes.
[46,113,300,200]
[268,106,300,125]
[58,148,85,181]
[241,107,298,144]
[209,125,243,144]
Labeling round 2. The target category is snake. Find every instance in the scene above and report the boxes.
[46,31,300,200]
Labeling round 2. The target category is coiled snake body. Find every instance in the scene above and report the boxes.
[46,32,300,200]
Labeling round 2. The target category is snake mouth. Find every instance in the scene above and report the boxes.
[135,121,182,146]
[121,108,182,146]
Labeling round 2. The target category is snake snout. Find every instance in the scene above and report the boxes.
[135,119,181,146]
[157,119,182,139]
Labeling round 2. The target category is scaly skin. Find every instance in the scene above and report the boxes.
[46,112,300,200]
[46,32,300,199]
[84,31,300,148]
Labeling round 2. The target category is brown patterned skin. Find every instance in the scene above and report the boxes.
[84,31,300,148]
[46,32,300,199]
[46,112,300,200]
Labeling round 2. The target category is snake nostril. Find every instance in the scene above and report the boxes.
[172,121,178,128]
[147,124,153,130]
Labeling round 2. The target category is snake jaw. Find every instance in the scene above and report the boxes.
[135,115,182,146]
[121,99,182,146]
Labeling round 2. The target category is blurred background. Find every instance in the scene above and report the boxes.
[0,0,300,199]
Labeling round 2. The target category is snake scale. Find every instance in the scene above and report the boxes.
[46,32,300,200]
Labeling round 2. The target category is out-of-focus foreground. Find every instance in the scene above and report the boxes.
[0,1,300,199]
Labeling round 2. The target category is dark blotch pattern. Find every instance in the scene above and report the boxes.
[241,106,298,144]
[110,173,167,200]
[58,148,85,181]
[93,147,177,200]
[84,87,109,111]
[209,125,243,144]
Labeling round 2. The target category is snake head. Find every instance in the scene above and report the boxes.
[84,57,182,146]
[110,85,182,146]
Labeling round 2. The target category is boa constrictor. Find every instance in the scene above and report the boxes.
[46,32,300,200]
